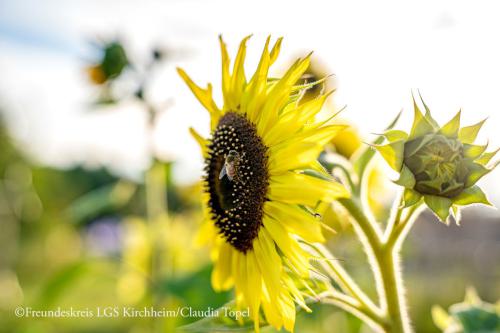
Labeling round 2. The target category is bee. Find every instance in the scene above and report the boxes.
[219,150,243,183]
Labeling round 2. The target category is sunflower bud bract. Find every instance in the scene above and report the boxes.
[374,95,498,223]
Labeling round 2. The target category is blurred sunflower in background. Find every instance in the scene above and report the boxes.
[177,36,349,331]
[86,41,129,85]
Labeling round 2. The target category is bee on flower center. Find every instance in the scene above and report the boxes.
[219,150,245,183]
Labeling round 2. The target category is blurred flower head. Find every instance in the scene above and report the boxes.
[87,41,129,85]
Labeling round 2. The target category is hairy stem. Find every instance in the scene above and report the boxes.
[376,249,408,333]
[337,197,386,308]
[307,243,382,320]
[378,200,423,333]
[320,291,385,332]
[338,192,424,333]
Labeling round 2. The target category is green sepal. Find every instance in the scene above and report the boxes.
[475,148,499,166]
[458,118,487,144]
[417,91,440,129]
[452,185,491,206]
[464,142,488,159]
[373,140,405,171]
[440,110,461,138]
[409,96,436,139]
[424,195,452,223]
[465,162,490,187]
[403,188,422,208]
[381,129,408,142]
[352,111,402,179]
[394,165,416,188]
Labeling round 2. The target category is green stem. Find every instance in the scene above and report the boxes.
[377,249,408,333]
[383,193,404,242]
[339,194,425,333]
[145,160,168,333]
[320,291,385,331]
[338,197,382,249]
[378,200,423,333]
[306,243,382,320]
[338,197,387,307]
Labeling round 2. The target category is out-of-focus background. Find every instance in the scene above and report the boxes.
[0,1,499,332]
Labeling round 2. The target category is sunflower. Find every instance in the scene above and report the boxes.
[177,36,348,332]
[374,95,498,223]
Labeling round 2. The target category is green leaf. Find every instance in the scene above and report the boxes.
[451,304,499,332]
[424,195,452,222]
[35,262,89,308]
[352,111,402,178]
[403,188,422,207]
[465,163,491,187]
[452,185,491,206]
[409,95,436,139]
[66,181,136,225]
[459,118,487,144]
[416,91,440,128]
[464,143,488,159]
[373,140,405,171]
[432,287,500,333]
[394,165,416,188]
[380,129,408,142]
[440,110,461,138]
[475,148,499,166]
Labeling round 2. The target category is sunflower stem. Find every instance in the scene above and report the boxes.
[307,243,382,320]
[320,290,386,332]
[383,192,404,242]
[376,199,423,333]
[338,197,383,249]
[337,195,427,333]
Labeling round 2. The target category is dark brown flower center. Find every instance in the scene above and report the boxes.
[205,112,269,252]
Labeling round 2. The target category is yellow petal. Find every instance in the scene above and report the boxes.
[278,292,296,332]
[211,242,234,291]
[269,172,349,206]
[253,229,282,300]
[189,127,208,158]
[231,251,248,311]
[228,36,252,110]
[269,37,283,65]
[263,216,309,275]
[218,35,231,107]
[257,54,311,134]
[282,275,311,312]
[268,125,345,175]
[264,201,324,242]
[263,93,332,147]
[246,251,262,332]
[177,68,221,130]
[241,37,271,123]
[261,285,283,330]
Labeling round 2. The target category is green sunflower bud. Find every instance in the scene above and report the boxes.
[374,93,498,223]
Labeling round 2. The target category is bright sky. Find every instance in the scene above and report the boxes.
[1,0,500,205]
